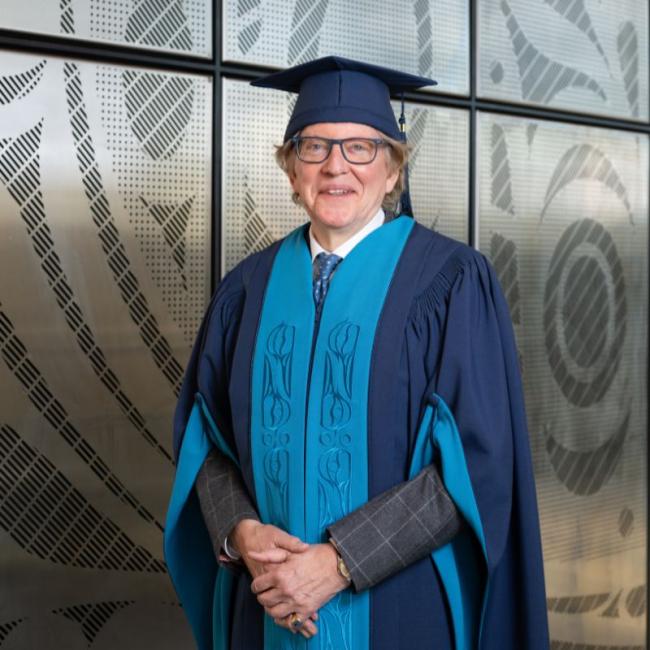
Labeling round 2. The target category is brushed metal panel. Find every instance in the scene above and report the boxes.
[0,0,212,58]
[223,0,469,96]
[478,111,648,646]
[221,78,469,274]
[0,50,210,647]
[479,0,650,121]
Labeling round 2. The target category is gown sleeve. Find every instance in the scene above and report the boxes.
[327,464,462,591]
[195,448,259,561]
[172,264,246,460]
[165,263,251,650]
[428,249,549,649]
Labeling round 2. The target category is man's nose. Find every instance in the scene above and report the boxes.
[321,142,349,174]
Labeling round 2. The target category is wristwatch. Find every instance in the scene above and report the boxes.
[328,538,352,584]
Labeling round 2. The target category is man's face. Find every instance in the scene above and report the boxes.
[288,122,398,239]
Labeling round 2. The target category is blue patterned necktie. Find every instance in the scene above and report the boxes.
[313,252,342,312]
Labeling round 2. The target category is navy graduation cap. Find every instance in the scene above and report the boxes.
[251,55,436,142]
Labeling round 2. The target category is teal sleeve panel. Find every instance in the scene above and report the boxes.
[164,398,237,650]
[409,394,488,650]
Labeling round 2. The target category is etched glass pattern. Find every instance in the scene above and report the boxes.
[0,0,212,58]
[478,112,648,646]
[222,78,469,273]
[223,0,469,96]
[479,0,649,120]
[0,50,210,647]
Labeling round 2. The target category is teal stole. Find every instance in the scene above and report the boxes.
[165,215,489,650]
[251,216,414,649]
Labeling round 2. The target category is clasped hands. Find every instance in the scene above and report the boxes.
[230,519,350,640]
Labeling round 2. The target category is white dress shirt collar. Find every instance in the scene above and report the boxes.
[309,208,385,262]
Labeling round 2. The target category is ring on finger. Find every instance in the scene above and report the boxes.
[288,612,304,629]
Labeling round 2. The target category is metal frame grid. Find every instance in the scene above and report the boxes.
[0,0,648,644]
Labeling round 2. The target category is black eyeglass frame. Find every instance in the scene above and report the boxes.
[290,135,390,165]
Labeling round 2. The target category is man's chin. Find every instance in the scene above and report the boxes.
[311,212,356,231]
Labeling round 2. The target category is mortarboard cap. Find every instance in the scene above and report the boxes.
[251,56,436,141]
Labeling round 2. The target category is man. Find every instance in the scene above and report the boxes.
[165,56,549,650]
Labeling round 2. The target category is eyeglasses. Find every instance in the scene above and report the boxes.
[291,135,389,164]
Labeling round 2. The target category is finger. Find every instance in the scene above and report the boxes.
[274,533,309,553]
[293,613,317,638]
[273,616,295,633]
[256,588,285,609]
[301,619,318,637]
[250,573,276,594]
[273,617,296,636]
[267,602,294,619]
[310,611,319,621]
[248,549,289,564]
[273,615,317,639]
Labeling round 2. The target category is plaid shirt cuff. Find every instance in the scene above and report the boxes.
[195,448,259,560]
[327,465,463,592]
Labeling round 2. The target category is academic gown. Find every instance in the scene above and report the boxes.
[165,216,549,650]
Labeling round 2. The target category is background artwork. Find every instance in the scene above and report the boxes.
[223,0,469,96]
[0,0,648,648]
[1,0,211,57]
[479,114,648,647]
[480,0,650,120]
[0,1,211,646]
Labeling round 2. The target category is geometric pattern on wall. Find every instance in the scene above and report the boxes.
[62,2,211,354]
[223,0,469,96]
[480,0,650,120]
[0,621,24,645]
[0,48,201,648]
[141,197,194,291]
[0,0,212,57]
[122,72,195,161]
[478,112,648,647]
[54,601,134,645]
[0,424,165,572]
[99,65,211,345]
[0,307,162,531]
[65,60,187,396]
[222,78,469,273]
[0,60,46,105]
[0,121,172,464]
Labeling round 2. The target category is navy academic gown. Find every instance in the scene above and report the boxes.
[166,218,549,650]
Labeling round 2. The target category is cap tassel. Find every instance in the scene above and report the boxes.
[398,94,414,218]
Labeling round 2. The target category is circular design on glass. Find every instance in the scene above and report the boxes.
[263,433,273,446]
[543,219,626,407]
[280,433,290,446]
[341,433,352,446]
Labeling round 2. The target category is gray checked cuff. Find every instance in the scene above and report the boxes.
[327,465,463,592]
[195,448,259,560]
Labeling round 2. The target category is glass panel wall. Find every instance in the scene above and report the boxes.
[0,49,210,648]
[0,1,648,647]
[478,112,648,646]
[223,0,469,96]
[0,0,212,57]
[480,0,649,120]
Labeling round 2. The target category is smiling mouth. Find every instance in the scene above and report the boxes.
[321,189,354,196]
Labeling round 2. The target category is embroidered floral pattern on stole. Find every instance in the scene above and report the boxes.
[261,323,294,529]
